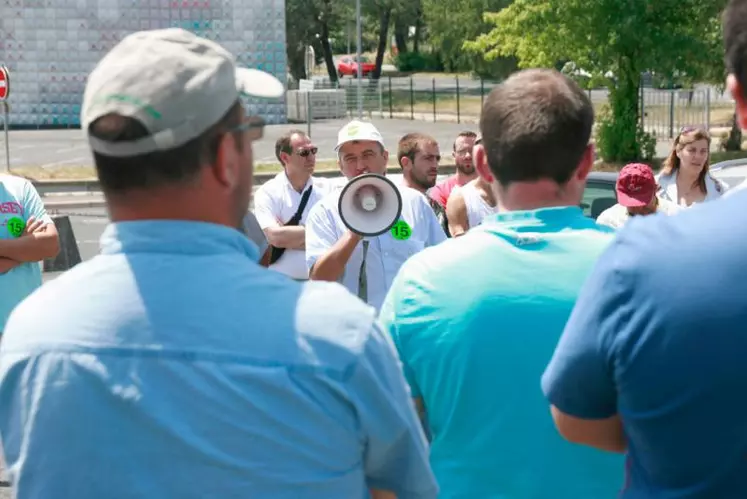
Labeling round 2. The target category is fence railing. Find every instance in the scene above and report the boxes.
[293,76,735,139]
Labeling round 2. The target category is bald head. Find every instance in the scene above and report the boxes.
[479,68,594,187]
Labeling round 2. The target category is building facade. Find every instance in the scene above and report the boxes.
[1,0,288,128]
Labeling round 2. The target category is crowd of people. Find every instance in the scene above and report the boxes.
[1,0,747,497]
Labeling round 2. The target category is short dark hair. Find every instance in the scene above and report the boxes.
[89,101,244,194]
[479,69,594,186]
[397,132,438,167]
[275,129,307,165]
[725,0,747,98]
[453,131,477,151]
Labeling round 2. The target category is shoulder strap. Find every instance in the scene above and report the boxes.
[287,186,313,226]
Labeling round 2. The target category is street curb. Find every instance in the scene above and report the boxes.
[46,199,107,210]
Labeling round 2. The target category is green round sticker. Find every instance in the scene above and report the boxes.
[390,220,412,240]
[7,216,25,238]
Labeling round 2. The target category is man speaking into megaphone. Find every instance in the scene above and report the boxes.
[305,120,447,311]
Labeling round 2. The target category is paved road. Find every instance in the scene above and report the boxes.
[5,119,482,170]
[3,117,705,171]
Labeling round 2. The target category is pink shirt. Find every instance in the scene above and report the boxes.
[429,176,460,207]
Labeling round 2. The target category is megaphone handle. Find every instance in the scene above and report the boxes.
[357,240,370,302]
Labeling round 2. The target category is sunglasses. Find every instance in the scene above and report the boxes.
[230,117,265,140]
[298,147,318,157]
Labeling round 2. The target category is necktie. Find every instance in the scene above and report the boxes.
[358,240,369,302]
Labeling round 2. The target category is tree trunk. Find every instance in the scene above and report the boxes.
[725,111,743,151]
[371,8,392,80]
[394,18,408,55]
[413,10,422,53]
[599,56,643,162]
[287,43,307,83]
[318,21,338,83]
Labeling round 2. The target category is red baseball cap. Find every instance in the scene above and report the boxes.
[616,163,656,208]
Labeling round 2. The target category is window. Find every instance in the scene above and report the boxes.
[581,181,617,219]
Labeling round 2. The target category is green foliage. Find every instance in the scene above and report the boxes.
[393,51,444,72]
[420,0,514,77]
[463,0,728,163]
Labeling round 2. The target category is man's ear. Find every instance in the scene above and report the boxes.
[575,144,594,182]
[213,133,239,188]
[727,74,747,130]
[279,151,291,166]
[474,144,495,184]
[399,155,411,170]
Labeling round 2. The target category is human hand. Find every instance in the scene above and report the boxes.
[23,216,45,235]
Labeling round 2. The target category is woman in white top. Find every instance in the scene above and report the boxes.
[656,127,728,206]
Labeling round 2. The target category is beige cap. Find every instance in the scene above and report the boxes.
[82,28,284,157]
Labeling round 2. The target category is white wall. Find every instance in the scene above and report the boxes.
[2,0,288,127]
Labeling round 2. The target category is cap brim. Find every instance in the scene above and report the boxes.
[236,68,284,99]
[617,190,651,208]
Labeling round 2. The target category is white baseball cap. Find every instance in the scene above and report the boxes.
[82,28,285,157]
[335,120,385,152]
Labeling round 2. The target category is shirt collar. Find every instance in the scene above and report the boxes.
[99,220,259,261]
[482,206,587,229]
[279,171,313,194]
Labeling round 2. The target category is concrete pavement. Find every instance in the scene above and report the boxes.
[4,119,482,170]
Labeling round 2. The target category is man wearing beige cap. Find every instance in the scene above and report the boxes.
[0,29,437,499]
[305,120,447,312]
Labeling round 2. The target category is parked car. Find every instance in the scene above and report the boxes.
[581,172,618,219]
[710,158,747,190]
[336,55,376,78]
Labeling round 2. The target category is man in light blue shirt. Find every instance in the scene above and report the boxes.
[0,28,437,499]
[0,174,59,335]
[379,69,623,498]
[540,2,747,496]
[306,120,446,312]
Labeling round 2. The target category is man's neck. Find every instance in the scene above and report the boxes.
[455,170,477,186]
[496,180,578,212]
[285,168,311,193]
[107,188,235,228]
[404,177,427,195]
[475,177,497,206]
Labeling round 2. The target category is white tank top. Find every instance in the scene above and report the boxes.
[461,182,499,229]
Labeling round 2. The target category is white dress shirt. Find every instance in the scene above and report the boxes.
[305,184,447,312]
[253,172,330,279]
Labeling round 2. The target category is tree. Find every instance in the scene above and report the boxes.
[421,0,515,77]
[464,0,728,163]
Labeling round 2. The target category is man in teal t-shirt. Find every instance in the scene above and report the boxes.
[0,174,59,335]
[379,68,625,498]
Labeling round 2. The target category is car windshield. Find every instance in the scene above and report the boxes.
[354,56,370,63]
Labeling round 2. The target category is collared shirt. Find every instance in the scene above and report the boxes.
[596,197,681,229]
[542,189,747,498]
[0,220,438,499]
[0,174,52,332]
[656,171,727,205]
[253,172,329,280]
[380,207,623,498]
[306,184,447,312]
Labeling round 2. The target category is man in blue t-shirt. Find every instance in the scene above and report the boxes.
[541,2,747,496]
[379,68,624,498]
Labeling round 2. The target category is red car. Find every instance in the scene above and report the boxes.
[336,55,376,78]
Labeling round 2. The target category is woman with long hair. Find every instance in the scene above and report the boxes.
[657,127,728,206]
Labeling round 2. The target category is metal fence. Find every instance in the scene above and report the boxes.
[293,76,735,138]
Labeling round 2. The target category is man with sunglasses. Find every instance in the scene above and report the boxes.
[253,130,329,280]
[0,29,437,499]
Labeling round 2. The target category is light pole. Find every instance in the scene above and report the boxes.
[355,0,362,118]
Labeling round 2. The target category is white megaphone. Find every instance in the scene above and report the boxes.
[338,173,403,237]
